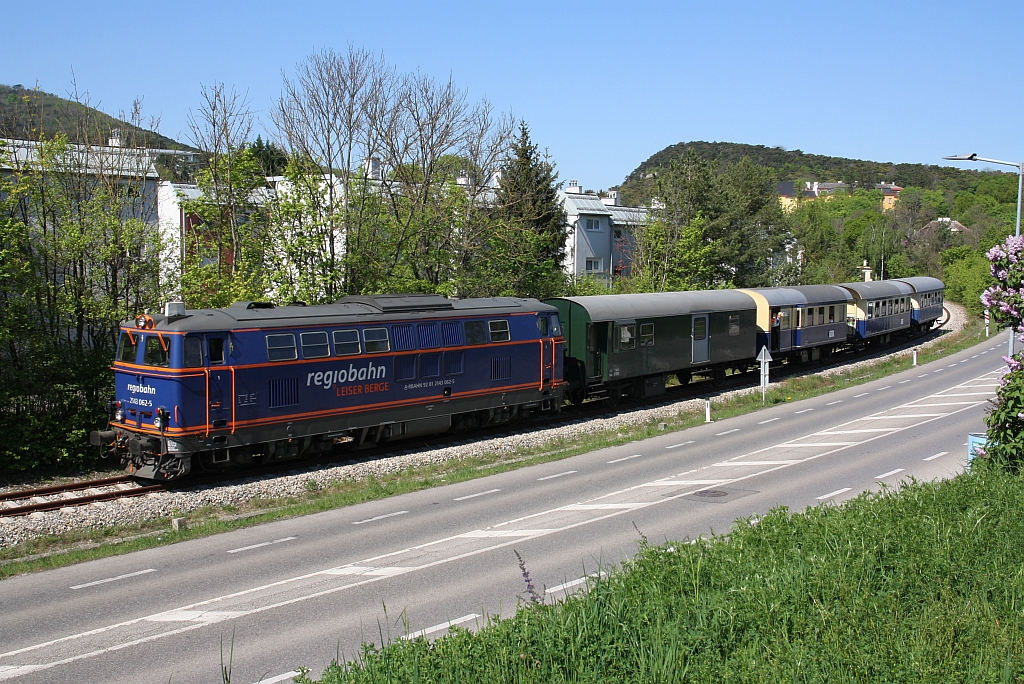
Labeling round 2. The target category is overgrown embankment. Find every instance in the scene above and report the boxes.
[304,464,1024,683]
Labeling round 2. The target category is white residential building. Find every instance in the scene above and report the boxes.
[559,182,648,284]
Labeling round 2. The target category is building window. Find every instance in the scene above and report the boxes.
[585,257,603,273]
[585,218,601,231]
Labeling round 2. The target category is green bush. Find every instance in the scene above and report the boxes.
[942,249,993,316]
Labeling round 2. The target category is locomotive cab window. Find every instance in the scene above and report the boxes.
[209,338,226,364]
[333,329,361,355]
[143,335,171,367]
[550,314,561,337]
[184,337,203,367]
[117,332,139,363]
[363,328,390,353]
[488,320,510,343]
[640,323,655,346]
[301,331,330,358]
[465,320,488,345]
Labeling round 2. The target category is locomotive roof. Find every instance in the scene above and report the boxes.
[126,294,557,332]
[548,290,755,322]
[837,280,915,299]
[892,276,945,292]
[740,285,853,306]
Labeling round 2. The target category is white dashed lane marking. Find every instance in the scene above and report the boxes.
[795,408,814,414]
[854,393,869,398]
[352,511,408,525]
[402,614,480,640]
[715,428,740,435]
[665,440,694,449]
[758,417,780,424]
[252,672,301,684]
[826,400,842,406]
[608,454,641,464]
[453,489,500,501]
[227,537,296,554]
[537,471,577,481]
[70,569,157,590]
[875,468,905,479]
[817,488,852,500]
[924,452,948,461]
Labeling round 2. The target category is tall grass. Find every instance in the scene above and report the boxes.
[303,464,1024,683]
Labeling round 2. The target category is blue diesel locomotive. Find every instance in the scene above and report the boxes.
[91,294,565,480]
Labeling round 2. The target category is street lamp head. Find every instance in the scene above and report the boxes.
[943,153,978,161]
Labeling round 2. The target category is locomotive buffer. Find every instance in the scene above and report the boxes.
[757,346,772,404]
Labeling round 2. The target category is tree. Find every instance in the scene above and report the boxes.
[248,136,288,176]
[470,122,568,299]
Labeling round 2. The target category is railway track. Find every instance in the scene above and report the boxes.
[0,476,165,517]
[0,322,951,519]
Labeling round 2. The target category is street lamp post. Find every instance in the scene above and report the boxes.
[942,153,1023,237]
[944,153,1024,361]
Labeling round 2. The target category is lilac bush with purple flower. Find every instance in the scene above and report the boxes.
[981,235,1024,468]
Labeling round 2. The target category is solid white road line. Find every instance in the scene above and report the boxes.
[715,428,740,435]
[826,400,842,406]
[70,569,157,590]
[226,537,297,554]
[758,417,780,424]
[352,511,408,525]
[453,489,500,501]
[817,488,852,500]
[608,454,641,463]
[875,468,905,479]
[923,451,948,461]
[403,614,480,640]
[537,471,577,481]
[665,440,694,449]
[854,392,869,397]
[253,671,301,684]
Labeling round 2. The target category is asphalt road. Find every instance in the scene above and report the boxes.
[0,333,1009,684]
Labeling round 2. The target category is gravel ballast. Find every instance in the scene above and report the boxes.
[0,305,973,549]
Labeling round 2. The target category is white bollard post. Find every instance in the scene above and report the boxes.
[985,309,990,337]
[1010,326,1015,362]
[912,350,917,367]
[705,399,711,423]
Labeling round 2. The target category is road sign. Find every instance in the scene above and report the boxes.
[758,346,771,403]
[756,347,773,363]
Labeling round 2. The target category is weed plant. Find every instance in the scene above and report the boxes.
[303,464,1024,683]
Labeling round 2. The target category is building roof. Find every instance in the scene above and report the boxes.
[561,192,613,216]
[607,205,648,226]
[0,138,160,179]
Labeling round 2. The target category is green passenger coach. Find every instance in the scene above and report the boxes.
[545,291,758,405]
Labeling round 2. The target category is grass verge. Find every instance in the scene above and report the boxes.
[0,318,991,579]
[301,463,1024,683]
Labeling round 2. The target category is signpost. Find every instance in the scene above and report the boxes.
[757,346,772,404]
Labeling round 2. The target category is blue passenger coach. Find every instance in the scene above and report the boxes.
[93,294,565,480]
[837,280,916,344]
[893,276,946,331]
[738,285,853,363]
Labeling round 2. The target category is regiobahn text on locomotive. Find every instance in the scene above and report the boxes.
[548,276,945,405]
[91,295,565,481]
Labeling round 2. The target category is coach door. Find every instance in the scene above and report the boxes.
[587,322,608,381]
[206,335,234,432]
[692,315,709,364]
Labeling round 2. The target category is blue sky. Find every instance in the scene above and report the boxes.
[4,1,1022,189]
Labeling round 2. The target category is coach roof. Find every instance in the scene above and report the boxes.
[837,281,915,300]
[127,295,556,333]
[548,290,755,322]
[740,285,853,307]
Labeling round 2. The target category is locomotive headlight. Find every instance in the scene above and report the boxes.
[114,407,125,422]
[153,414,164,430]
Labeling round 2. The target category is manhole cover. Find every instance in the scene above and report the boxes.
[693,489,729,498]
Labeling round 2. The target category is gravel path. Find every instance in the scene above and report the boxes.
[0,304,972,550]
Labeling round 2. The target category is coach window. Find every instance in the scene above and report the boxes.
[779,308,791,330]
[536,315,548,337]
[300,331,330,358]
[143,335,171,367]
[640,323,655,346]
[818,307,825,325]
[728,315,740,336]
[618,324,636,351]
[266,333,296,362]
[118,331,139,363]
[333,329,361,355]
[465,320,488,345]
[363,328,390,353]
[828,306,835,324]
[795,309,803,328]
[489,320,510,343]
[184,337,203,367]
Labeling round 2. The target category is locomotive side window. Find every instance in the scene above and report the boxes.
[465,320,487,345]
[117,332,139,363]
[333,329,361,355]
[300,331,330,358]
[363,327,390,353]
[143,335,171,367]
[488,320,510,343]
[641,322,655,345]
[209,338,226,364]
[266,333,296,362]
[184,337,203,367]
[536,315,548,337]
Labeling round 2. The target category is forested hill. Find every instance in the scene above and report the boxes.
[618,140,985,206]
[0,83,188,150]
